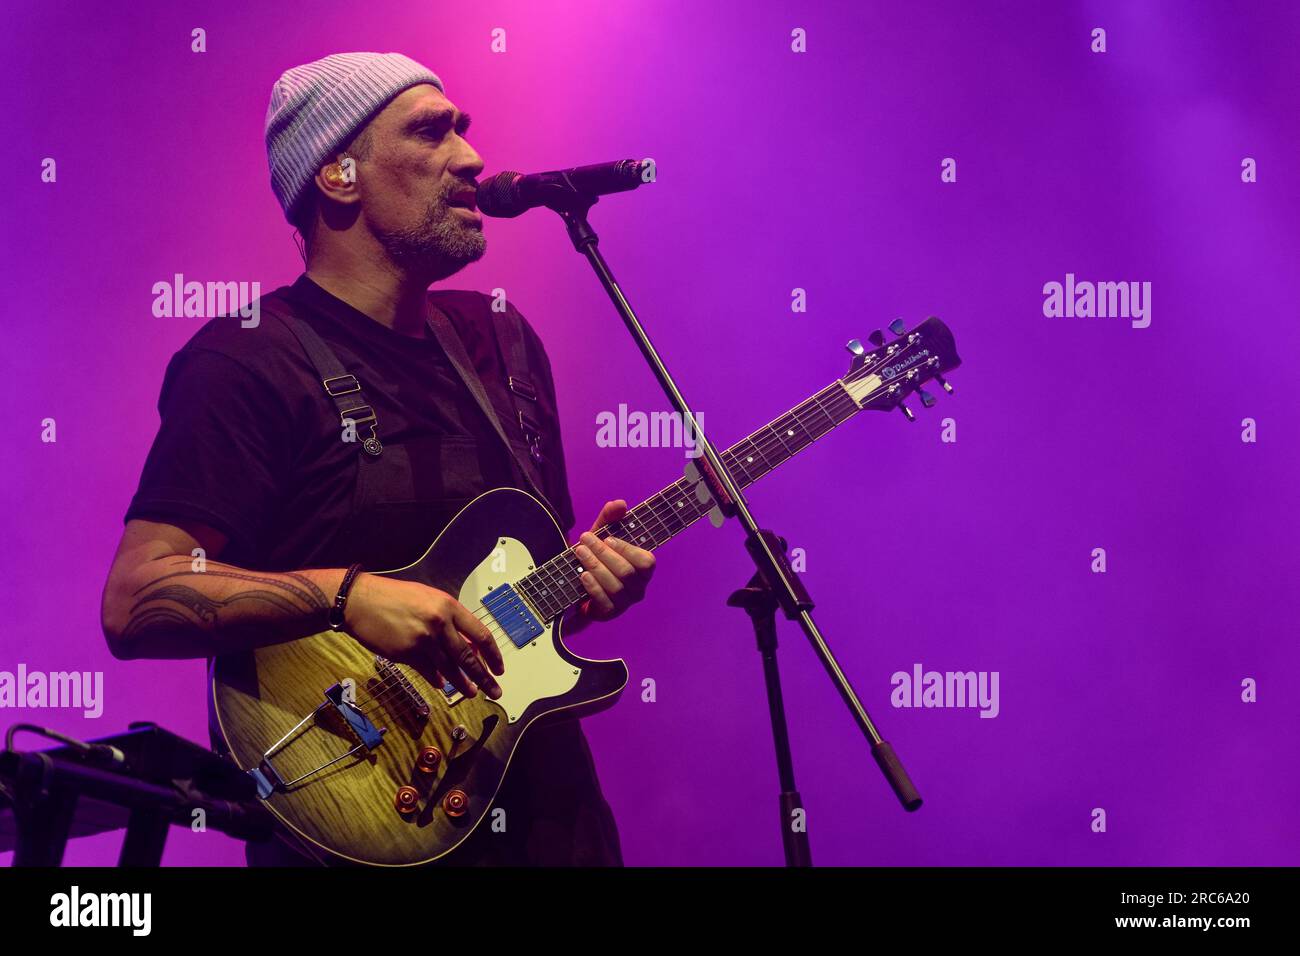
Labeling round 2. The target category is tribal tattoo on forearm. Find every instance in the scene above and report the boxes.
[122,559,334,651]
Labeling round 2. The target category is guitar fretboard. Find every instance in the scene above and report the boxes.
[513,376,865,622]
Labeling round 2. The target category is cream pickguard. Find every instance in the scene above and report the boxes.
[447,536,581,722]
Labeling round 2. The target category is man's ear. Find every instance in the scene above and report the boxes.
[313,154,360,206]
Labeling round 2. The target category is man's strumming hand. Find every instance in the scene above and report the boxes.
[342,574,504,700]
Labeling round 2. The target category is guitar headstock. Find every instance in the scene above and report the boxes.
[842,317,961,420]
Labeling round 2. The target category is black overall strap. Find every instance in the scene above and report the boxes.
[265,293,551,512]
[425,302,548,503]
[262,301,385,457]
[491,303,548,470]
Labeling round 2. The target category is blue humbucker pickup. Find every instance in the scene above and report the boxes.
[482,583,544,649]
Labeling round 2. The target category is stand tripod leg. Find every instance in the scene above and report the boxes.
[731,575,813,867]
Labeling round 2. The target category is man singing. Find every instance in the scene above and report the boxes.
[100,52,654,866]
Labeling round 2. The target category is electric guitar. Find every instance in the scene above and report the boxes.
[211,316,962,865]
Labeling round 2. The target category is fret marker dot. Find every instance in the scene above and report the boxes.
[746,456,753,463]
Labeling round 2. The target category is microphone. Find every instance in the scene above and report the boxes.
[475,160,647,217]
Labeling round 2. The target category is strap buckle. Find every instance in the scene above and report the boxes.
[341,405,377,428]
[323,374,361,397]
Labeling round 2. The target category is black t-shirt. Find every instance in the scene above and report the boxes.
[125,274,577,571]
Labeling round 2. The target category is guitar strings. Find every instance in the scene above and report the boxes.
[502,381,867,618]
[515,342,921,611]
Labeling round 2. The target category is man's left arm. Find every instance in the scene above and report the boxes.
[565,498,656,635]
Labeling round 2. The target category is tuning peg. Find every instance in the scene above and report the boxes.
[899,403,916,422]
[868,329,885,348]
[935,374,954,394]
[919,389,936,408]
[888,318,906,336]
[845,337,864,356]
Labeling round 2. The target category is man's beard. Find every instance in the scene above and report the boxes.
[376,194,486,282]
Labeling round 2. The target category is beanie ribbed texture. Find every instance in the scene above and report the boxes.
[265,52,444,221]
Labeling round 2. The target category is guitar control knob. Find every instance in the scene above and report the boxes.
[394,785,420,815]
[442,789,469,817]
[416,746,443,773]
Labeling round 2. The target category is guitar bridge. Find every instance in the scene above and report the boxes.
[247,681,387,799]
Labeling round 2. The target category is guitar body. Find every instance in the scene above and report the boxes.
[211,487,629,867]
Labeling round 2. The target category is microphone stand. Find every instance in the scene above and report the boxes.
[541,184,922,866]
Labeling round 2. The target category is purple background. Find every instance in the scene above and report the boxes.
[5,0,1298,866]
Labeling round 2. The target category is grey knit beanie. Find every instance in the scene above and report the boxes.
[265,52,444,221]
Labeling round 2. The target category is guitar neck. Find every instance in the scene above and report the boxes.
[516,376,864,622]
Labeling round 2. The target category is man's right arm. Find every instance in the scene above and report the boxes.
[100,518,504,699]
[101,517,347,660]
